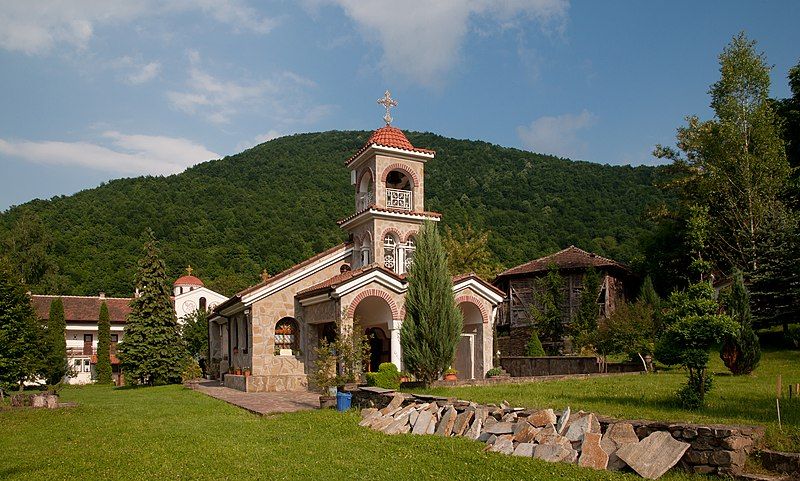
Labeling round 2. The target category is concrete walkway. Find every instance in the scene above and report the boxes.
[192,380,320,416]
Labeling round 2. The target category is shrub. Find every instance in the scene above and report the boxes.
[787,325,800,349]
[485,367,503,378]
[181,358,202,383]
[719,271,761,375]
[365,362,401,390]
[526,330,545,357]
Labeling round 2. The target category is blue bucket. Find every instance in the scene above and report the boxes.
[336,391,352,412]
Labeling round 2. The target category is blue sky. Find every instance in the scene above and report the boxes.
[1,1,798,210]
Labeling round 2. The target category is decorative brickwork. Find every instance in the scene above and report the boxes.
[345,288,401,319]
[455,295,489,323]
[380,162,420,187]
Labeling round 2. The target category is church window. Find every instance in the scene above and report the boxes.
[199,297,207,311]
[358,170,374,210]
[383,234,398,271]
[403,237,416,273]
[385,170,413,210]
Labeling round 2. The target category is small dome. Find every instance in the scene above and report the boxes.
[174,275,204,287]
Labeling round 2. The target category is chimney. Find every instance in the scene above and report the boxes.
[99,292,106,299]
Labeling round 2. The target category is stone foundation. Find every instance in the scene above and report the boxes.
[223,373,308,392]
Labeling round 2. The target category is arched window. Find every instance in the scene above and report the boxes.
[403,236,416,273]
[274,317,299,354]
[385,170,413,210]
[199,297,207,311]
[358,170,374,210]
[360,233,372,267]
[383,234,398,271]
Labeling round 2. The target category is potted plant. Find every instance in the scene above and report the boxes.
[243,367,251,377]
[443,367,458,382]
[234,367,242,376]
[311,340,338,409]
[399,371,412,383]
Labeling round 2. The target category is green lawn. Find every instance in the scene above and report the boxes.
[2,385,710,481]
[413,349,800,453]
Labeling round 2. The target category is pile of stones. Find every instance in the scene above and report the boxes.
[359,394,692,480]
[9,392,60,409]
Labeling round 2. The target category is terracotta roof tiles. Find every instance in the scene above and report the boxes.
[495,245,630,279]
[31,295,131,323]
[345,126,435,165]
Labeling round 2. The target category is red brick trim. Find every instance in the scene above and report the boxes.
[346,288,400,319]
[380,163,420,187]
[455,295,489,324]
[381,227,402,243]
[402,230,418,243]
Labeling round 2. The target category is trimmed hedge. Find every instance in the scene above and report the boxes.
[365,362,401,390]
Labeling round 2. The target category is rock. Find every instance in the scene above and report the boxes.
[513,423,540,444]
[534,443,578,463]
[513,442,536,457]
[601,422,639,470]
[484,421,515,435]
[45,395,58,409]
[371,415,395,432]
[534,423,557,442]
[435,407,458,436]
[393,404,416,420]
[361,408,378,419]
[409,409,419,427]
[484,416,498,428]
[359,410,382,427]
[31,395,46,408]
[579,432,609,470]
[501,412,518,422]
[383,413,412,435]
[500,400,511,410]
[565,413,597,443]
[556,406,571,435]
[465,417,483,440]
[379,394,405,416]
[488,434,514,455]
[616,431,691,479]
[412,410,435,435]
[452,410,474,436]
[721,435,753,451]
[528,408,557,427]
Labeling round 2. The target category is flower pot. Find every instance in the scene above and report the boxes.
[319,395,336,409]
[444,373,457,382]
[244,370,251,377]
[235,369,242,375]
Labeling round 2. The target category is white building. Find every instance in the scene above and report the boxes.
[172,268,228,321]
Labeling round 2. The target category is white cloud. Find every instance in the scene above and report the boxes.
[516,109,596,158]
[127,61,161,84]
[167,52,333,125]
[322,0,568,86]
[235,130,284,151]
[0,1,275,55]
[0,131,219,175]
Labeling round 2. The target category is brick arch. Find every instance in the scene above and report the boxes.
[455,295,489,324]
[346,288,401,319]
[402,230,418,243]
[380,163,420,187]
[355,167,374,193]
[381,227,402,243]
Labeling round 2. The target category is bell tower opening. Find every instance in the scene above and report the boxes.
[385,169,413,211]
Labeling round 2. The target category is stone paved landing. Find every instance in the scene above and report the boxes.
[192,380,319,415]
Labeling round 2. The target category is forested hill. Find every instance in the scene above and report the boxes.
[0,130,666,297]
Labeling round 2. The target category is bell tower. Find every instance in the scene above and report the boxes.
[338,91,441,274]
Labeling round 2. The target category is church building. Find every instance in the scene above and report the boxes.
[208,92,504,392]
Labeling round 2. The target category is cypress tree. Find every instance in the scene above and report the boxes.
[118,229,187,385]
[721,271,761,375]
[572,267,601,348]
[526,330,545,357]
[400,221,463,386]
[0,259,43,392]
[96,302,112,384]
[43,297,67,385]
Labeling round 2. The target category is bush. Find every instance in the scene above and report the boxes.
[788,325,800,349]
[485,367,503,378]
[181,358,202,383]
[526,330,545,357]
[365,362,401,390]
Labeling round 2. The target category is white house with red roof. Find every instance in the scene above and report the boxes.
[208,92,504,392]
[173,266,229,320]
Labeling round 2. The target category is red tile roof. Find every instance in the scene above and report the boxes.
[174,275,204,286]
[297,264,403,297]
[452,273,505,297]
[337,205,442,226]
[345,126,435,165]
[495,245,630,279]
[31,295,131,323]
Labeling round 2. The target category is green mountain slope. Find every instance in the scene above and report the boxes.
[0,131,665,296]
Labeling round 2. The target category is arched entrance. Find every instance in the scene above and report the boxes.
[454,301,485,380]
[351,294,396,371]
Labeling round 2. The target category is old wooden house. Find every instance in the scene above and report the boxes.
[493,245,636,356]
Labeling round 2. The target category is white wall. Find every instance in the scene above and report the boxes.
[174,287,228,322]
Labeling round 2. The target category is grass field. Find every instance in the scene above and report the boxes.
[2,384,712,481]
[413,349,800,453]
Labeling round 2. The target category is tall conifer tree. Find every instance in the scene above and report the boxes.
[720,271,761,375]
[96,302,112,384]
[43,297,67,385]
[118,229,187,385]
[0,259,42,392]
[400,222,463,386]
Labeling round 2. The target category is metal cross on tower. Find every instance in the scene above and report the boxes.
[186,265,193,275]
[377,90,398,125]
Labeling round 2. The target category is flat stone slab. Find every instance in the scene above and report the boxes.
[513,423,540,444]
[484,421,515,435]
[616,431,691,479]
[412,410,436,435]
[379,394,405,416]
[528,408,557,427]
[465,416,483,440]
[534,443,578,463]
[565,412,597,442]
[602,422,639,470]
[435,406,458,436]
[513,442,535,457]
[556,406,571,434]
[452,410,474,436]
[579,432,609,470]
[488,434,514,455]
